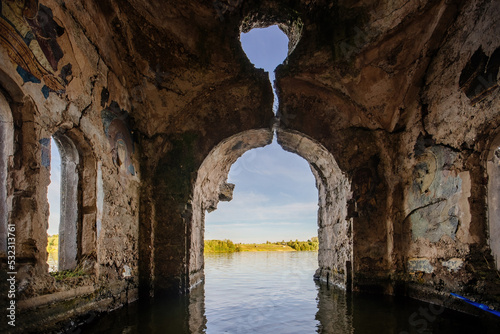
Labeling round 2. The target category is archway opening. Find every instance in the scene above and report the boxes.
[205,138,318,244]
[47,137,61,271]
[184,25,352,292]
[190,129,352,291]
[203,26,318,245]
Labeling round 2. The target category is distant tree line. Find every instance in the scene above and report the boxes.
[274,237,319,251]
[204,237,319,253]
[204,239,241,253]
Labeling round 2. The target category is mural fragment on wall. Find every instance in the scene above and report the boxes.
[407,144,464,243]
[101,99,135,175]
[0,0,68,97]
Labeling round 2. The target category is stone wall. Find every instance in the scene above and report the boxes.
[0,0,140,331]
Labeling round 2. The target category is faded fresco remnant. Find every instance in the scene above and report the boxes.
[101,101,135,175]
[0,0,66,94]
[441,258,464,272]
[407,146,463,242]
[408,258,434,274]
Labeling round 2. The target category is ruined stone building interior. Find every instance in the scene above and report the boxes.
[1,0,500,332]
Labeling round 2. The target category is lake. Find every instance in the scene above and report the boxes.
[82,251,500,333]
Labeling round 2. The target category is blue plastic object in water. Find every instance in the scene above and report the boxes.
[451,293,500,317]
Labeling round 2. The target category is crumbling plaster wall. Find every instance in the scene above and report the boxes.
[406,0,500,301]
[0,0,140,331]
[276,0,500,301]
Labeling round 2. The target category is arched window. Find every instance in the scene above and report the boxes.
[487,139,500,271]
[46,129,97,273]
[51,132,80,271]
[0,92,13,255]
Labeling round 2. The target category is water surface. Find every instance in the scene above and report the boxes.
[82,251,500,333]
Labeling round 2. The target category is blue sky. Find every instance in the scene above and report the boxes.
[46,26,319,242]
[205,26,318,243]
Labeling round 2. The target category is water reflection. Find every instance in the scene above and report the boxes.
[188,283,207,334]
[315,283,353,333]
[80,284,207,333]
[315,283,500,334]
[82,252,500,333]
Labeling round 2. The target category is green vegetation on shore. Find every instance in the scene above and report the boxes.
[47,234,59,254]
[204,238,318,253]
[205,239,241,253]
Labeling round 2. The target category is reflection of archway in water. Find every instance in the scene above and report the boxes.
[189,128,353,290]
[82,269,493,333]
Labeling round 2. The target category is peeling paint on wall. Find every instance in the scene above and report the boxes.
[441,258,464,272]
[101,101,135,175]
[408,258,434,274]
[407,145,464,242]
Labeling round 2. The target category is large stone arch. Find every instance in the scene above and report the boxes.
[277,129,353,289]
[188,128,353,290]
[189,129,273,288]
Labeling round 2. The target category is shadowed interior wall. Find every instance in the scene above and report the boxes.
[0,92,13,255]
[487,135,500,271]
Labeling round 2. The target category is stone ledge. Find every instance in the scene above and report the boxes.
[18,285,96,309]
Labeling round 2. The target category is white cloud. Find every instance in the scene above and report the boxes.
[207,197,317,224]
[205,189,318,242]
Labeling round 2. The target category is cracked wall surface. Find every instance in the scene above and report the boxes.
[0,0,499,331]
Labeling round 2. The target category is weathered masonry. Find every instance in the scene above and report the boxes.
[0,0,499,331]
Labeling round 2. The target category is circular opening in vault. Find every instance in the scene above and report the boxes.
[240,25,289,114]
